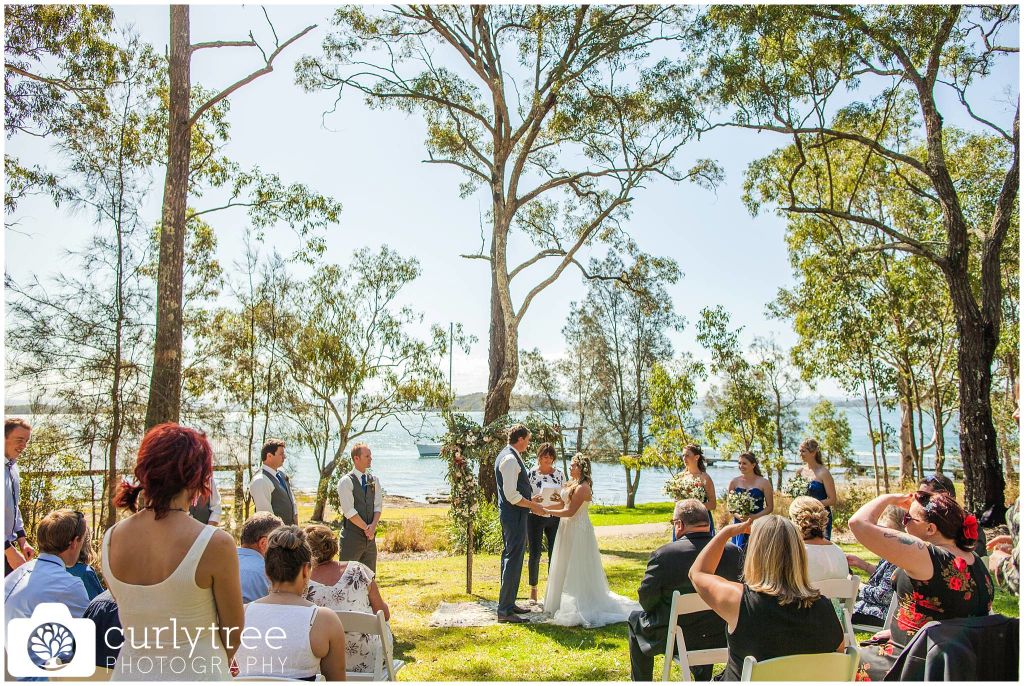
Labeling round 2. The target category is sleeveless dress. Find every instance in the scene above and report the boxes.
[856,544,994,680]
[807,479,834,540]
[543,488,640,627]
[730,487,765,550]
[306,561,384,674]
[102,524,230,680]
[234,604,321,679]
[671,473,716,542]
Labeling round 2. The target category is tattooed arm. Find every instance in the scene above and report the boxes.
[849,493,933,580]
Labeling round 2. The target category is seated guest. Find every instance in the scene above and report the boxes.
[690,515,844,681]
[918,473,987,557]
[989,497,1018,596]
[849,490,993,680]
[237,512,282,603]
[104,423,243,680]
[846,506,906,628]
[789,497,848,583]
[68,538,104,600]
[85,589,121,670]
[627,500,742,681]
[234,526,346,680]
[4,509,90,623]
[305,524,391,674]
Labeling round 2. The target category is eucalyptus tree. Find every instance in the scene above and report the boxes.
[646,355,706,474]
[696,306,777,481]
[581,253,682,507]
[807,400,855,472]
[559,303,603,465]
[751,336,803,488]
[145,6,329,429]
[6,34,162,527]
[296,5,719,498]
[280,247,461,520]
[702,5,1019,519]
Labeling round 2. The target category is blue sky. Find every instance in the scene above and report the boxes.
[5,5,1019,401]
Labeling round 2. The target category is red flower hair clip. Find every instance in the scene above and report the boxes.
[962,513,979,540]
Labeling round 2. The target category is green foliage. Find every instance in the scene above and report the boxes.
[445,501,504,555]
[808,400,856,471]
[647,357,707,467]
[831,481,876,534]
[16,425,89,540]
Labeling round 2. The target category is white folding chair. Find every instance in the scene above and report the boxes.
[336,610,405,681]
[236,677,325,682]
[812,576,860,649]
[661,590,729,681]
[852,587,899,635]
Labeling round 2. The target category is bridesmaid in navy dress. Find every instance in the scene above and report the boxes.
[726,452,774,550]
[798,439,838,540]
[673,445,717,539]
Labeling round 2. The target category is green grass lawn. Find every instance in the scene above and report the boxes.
[375,532,1020,681]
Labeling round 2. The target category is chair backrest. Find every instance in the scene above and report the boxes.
[813,575,860,647]
[336,609,396,681]
[740,646,860,681]
[662,590,730,681]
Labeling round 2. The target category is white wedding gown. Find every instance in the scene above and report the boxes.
[543,488,641,627]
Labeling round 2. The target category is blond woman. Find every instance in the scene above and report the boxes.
[689,515,845,680]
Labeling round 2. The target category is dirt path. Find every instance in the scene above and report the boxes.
[594,521,671,539]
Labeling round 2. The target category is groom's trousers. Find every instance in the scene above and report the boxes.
[498,508,528,615]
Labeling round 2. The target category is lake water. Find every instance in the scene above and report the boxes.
[270,407,960,506]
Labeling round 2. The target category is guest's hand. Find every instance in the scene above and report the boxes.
[845,553,867,571]
[988,535,1013,551]
[893,492,914,510]
[720,519,752,537]
[870,629,891,643]
[18,540,34,561]
[365,524,377,540]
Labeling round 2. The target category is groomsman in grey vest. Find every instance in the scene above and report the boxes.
[248,439,299,525]
[189,474,222,526]
[338,443,383,572]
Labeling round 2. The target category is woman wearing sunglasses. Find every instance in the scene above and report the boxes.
[848,490,994,680]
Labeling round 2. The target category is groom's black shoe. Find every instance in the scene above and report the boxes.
[511,605,531,614]
[497,614,528,624]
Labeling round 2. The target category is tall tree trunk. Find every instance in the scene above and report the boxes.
[145,5,191,429]
[863,383,880,495]
[898,392,916,486]
[869,368,890,492]
[481,254,519,502]
[949,298,1004,520]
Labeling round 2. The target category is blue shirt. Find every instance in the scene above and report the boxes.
[84,590,121,669]
[237,547,270,603]
[68,562,105,600]
[5,458,25,544]
[4,553,90,623]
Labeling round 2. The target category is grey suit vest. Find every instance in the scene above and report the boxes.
[265,467,297,525]
[341,472,375,538]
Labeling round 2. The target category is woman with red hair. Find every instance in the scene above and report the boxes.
[101,423,244,680]
[849,490,994,680]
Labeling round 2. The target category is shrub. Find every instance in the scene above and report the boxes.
[446,501,504,554]
[381,518,436,553]
[832,480,876,533]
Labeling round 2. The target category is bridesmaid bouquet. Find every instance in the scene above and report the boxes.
[726,490,758,517]
[664,473,706,502]
[784,473,811,499]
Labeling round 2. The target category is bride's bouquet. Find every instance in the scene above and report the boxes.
[664,472,706,502]
[726,490,758,517]
[784,473,811,499]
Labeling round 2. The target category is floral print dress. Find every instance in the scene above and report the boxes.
[305,561,383,674]
[856,544,994,680]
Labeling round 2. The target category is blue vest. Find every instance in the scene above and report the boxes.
[494,447,532,515]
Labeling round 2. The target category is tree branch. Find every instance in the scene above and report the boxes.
[188,23,316,128]
[190,40,257,52]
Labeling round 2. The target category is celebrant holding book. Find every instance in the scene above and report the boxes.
[527,442,564,602]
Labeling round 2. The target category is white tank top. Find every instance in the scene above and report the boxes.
[234,603,321,679]
[102,524,229,680]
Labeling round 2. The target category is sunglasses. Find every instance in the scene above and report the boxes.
[902,512,927,527]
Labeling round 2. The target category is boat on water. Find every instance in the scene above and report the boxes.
[416,443,442,458]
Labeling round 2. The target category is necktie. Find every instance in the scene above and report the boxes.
[361,473,368,494]
[275,471,288,493]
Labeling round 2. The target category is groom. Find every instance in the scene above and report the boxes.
[495,424,547,623]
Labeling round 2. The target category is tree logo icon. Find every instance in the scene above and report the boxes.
[27,622,76,671]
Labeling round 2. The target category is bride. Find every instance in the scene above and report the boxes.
[542,454,640,627]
